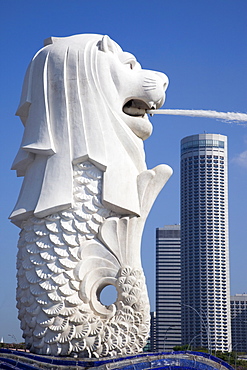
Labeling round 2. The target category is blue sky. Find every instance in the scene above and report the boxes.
[1,0,246,343]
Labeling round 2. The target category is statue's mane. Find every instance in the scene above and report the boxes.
[10,34,147,227]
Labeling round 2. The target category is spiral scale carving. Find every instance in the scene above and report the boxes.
[16,162,150,357]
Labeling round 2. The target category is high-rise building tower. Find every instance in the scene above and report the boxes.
[150,311,157,351]
[231,294,247,353]
[180,133,231,352]
[155,225,181,351]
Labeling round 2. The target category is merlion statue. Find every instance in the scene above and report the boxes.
[10,34,172,357]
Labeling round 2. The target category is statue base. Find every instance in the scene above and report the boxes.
[0,349,234,370]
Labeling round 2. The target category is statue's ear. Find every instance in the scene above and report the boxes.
[99,35,116,53]
[44,36,62,46]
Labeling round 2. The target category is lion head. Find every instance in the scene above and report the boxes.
[10,34,169,226]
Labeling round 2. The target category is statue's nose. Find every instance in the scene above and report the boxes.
[155,72,169,92]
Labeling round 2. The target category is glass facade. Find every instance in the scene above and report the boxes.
[180,134,231,352]
[181,139,225,153]
[231,294,247,353]
[155,225,181,351]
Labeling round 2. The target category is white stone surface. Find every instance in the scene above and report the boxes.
[10,34,172,357]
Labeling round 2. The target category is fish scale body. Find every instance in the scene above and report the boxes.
[17,161,150,357]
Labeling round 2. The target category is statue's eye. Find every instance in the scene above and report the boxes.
[127,59,136,70]
[122,57,136,70]
[119,52,138,70]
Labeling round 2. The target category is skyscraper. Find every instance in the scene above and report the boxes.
[180,133,231,352]
[150,311,157,351]
[155,225,181,351]
[231,294,247,353]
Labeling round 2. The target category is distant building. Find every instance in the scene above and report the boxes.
[155,225,181,351]
[180,133,231,352]
[150,311,156,351]
[231,294,247,353]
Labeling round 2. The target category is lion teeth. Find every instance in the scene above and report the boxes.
[123,99,158,117]
[148,101,156,109]
[147,103,157,117]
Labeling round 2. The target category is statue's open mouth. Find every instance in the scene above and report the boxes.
[123,99,156,117]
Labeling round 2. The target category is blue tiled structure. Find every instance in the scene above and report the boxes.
[0,349,235,370]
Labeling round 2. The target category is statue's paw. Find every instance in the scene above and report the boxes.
[137,164,173,217]
[151,163,173,186]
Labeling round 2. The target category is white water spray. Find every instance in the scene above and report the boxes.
[146,109,247,124]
